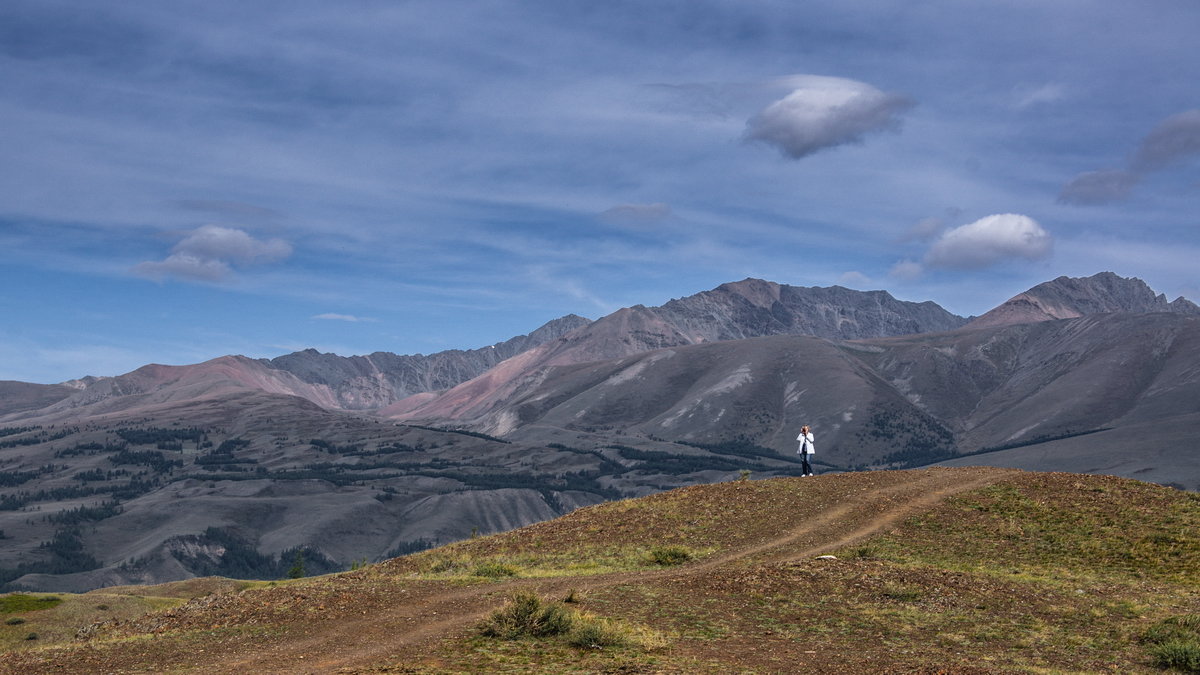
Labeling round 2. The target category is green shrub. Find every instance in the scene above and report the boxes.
[1150,641,1200,672]
[472,562,520,578]
[1144,615,1200,672]
[5,617,25,625]
[849,545,879,559]
[646,546,691,566]
[568,615,631,648]
[880,584,924,602]
[479,591,575,639]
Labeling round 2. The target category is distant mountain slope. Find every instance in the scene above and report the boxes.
[402,310,1200,489]
[387,279,968,421]
[966,271,1200,329]
[0,380,75,416]
[264,313,592,410]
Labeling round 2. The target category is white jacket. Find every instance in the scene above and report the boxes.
[796,431,815,454]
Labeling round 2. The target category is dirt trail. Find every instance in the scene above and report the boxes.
[215,467,1020,673]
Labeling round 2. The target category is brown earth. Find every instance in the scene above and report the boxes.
[3,466,1194,673]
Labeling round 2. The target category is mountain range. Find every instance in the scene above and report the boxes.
[1,271,1197,592]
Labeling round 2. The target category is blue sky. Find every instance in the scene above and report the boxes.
[2,1,1198,384]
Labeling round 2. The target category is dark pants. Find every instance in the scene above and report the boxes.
[801,452,812,475]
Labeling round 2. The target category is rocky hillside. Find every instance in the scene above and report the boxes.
[3,468,1197,673]
[384,279,968,422]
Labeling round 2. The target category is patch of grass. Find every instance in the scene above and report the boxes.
[479,590,666,653]
[0,594,63,613]
[479,591,576,639]
[1145,615,1200,672]
[1150,642,1200,672]
[472,562,520,578]
[645,546,691,566]
[853,474,1200,586]
[879,584,924,602]
[5,617,25,625]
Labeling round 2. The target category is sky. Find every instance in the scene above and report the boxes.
[2,1,1199,384]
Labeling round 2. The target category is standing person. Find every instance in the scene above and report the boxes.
[797,425,815,477]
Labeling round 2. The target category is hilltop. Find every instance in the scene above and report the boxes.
[2,467,1197,673]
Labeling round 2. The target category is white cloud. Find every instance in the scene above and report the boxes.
[1057,169,1140,205]
[888,259,925,281]
[133,225,292,282]
[923,214,1052,269]
[312,313,376,322]
[744,75,913,159]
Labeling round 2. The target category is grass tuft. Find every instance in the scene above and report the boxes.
[472,562,520,578]
[1144,615,1200,672]
[479,591,575,639]
[646,546,691,566]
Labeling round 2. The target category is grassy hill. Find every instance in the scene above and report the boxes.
[2,467,1198,673]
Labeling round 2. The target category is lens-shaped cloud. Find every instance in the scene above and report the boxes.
[744,75,913,160]
[133,225,292,282]
[924,214,1052,269]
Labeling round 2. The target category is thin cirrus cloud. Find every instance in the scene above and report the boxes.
[312,313,377,323]
[922,214,1052,270]
[744,75,914,160]
[132,225,292,282]
[1060,109,1200,205]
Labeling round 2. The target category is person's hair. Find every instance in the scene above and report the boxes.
[801,425,809,433]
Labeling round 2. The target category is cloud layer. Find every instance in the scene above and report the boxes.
[923,214,1052,269]
[744,76,913,159]
[133,226,292,282]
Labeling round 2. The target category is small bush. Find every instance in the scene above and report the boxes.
[480,591,575,639]
[472,562,520,578]
[568,615,631,649]
[1145,615,1200,672]
[1151,641,1200,672]
[426,555,470,575]
[880,584,924,602]
[568,613,666,651]
[563,588,585,604]
[849,545,879,560]
[25,632,38,641]
[646,546,691,566]
[5,617,26,625]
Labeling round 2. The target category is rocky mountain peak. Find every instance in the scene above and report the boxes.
[967,272,1199,329]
